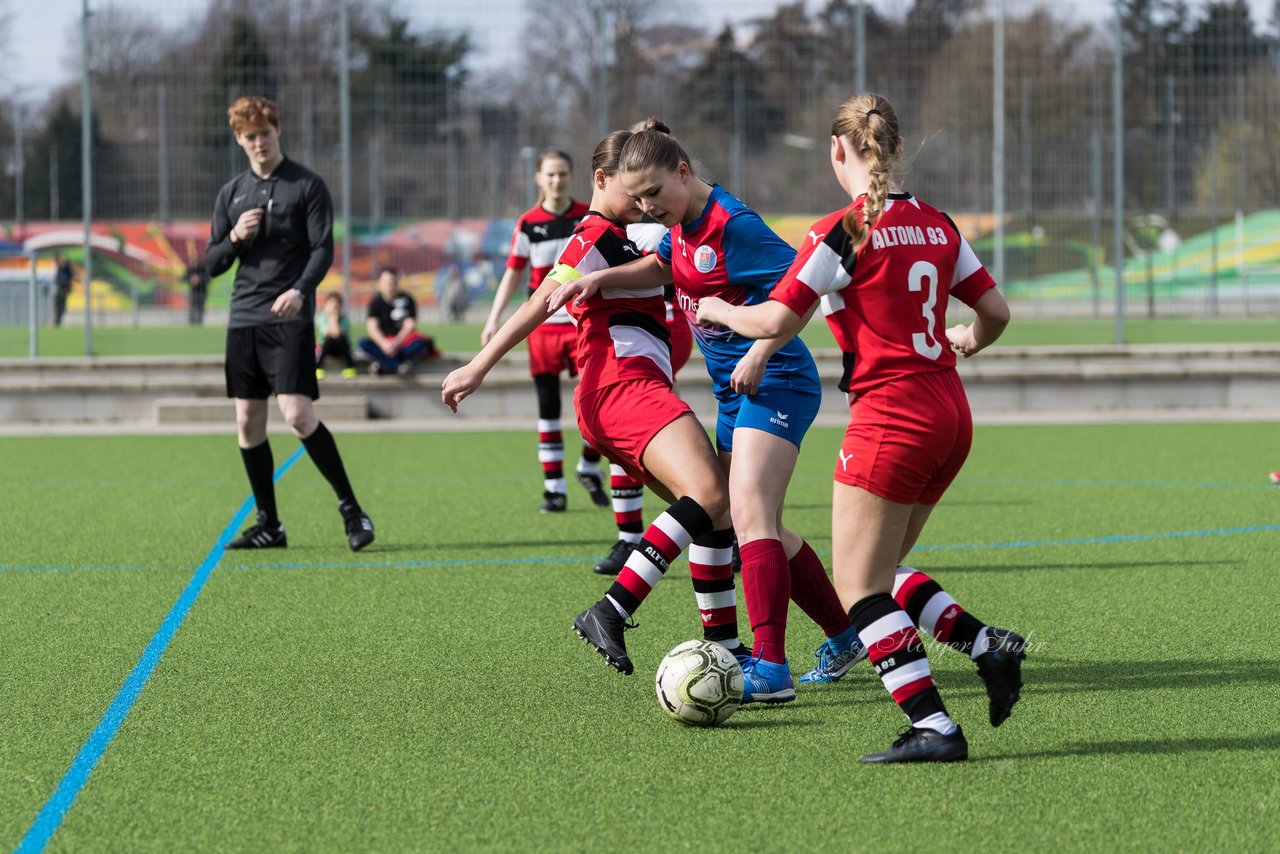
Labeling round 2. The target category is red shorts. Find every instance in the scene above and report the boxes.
[835,369,972,505]
[575,379,691,482]
[528,322,578,377]
[667,313,693,376]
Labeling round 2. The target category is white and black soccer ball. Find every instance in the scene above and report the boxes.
[654,639,744,727]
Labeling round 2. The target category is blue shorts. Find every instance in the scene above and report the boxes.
[715,384,821,453]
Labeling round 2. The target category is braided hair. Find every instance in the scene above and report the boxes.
[831,94,901,252]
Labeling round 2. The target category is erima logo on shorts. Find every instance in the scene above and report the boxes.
[838,450,854,471]
[769,411,790,428]
[693,245,717,273]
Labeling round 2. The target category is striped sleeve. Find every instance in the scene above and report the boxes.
[770,212,851,316]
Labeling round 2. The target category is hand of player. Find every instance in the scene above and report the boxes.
[547,274,601,311]
[695,296,730,327]
[441,364,484,413]
[480,320,498,347]
[729,351,766,395]
[232,207,264,243]
[946,323,976,357]
[270,288,303,318]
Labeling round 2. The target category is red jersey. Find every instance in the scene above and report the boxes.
[547,212,670,394]
[506,199,590,324]
[771,192,996,395]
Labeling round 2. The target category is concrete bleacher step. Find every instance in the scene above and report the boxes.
[154,395,369,424]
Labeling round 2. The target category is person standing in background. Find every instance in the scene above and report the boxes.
[205,95,374,553]
[52,253,74,327]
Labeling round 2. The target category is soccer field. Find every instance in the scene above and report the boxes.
[3,423,1279,851]
[4,314,1280,357]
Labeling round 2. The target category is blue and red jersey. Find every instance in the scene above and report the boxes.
[658,185,819,398]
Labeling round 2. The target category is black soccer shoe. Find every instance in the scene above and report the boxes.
[975,628,1027,727]
[573,600,635,675]
[340,501,375,552]
[227,513,287,550]
[593,539,636,575]
[860,726,969,764]
[539,491,568,513]
[576,471,610,508]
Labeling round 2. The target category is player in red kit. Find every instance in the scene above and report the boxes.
[444,130,750,676]
[589,214,697,577]
[483,149,609,513]
[550,121,861,704]
[697,93,1026,763]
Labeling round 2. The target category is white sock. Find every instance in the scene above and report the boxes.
[915,712,958,735]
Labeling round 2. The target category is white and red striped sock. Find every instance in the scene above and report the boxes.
[605,496,713,618]
[610,464,644,544]
[689,528,739,648]
[537,418,565,494]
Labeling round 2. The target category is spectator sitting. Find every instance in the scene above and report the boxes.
[358,266,439,375]
[315,291,358,378]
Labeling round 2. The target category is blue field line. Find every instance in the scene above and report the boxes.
[13,447,305,854]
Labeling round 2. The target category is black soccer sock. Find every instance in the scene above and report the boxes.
[240,440,279,526]
[606,496,714,617]
[892,566,987,655]
[301,422,357,506]
[849,592,952,729]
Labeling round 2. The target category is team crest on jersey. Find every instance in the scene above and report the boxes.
[693,245,718,273]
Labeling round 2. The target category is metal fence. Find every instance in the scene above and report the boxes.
[2,0,1279,353]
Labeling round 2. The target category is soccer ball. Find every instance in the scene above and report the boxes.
[655,639,744,727]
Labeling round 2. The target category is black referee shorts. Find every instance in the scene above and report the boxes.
[225,321,320,401]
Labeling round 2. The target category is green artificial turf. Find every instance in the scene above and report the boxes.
[3,314,1278,358]
[2,424,1278,851]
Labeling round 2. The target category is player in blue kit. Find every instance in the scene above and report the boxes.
[550,119,863,703]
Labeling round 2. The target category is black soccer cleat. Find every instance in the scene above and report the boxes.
[573,600,635,675]
[539,491,568,513]
[975,628,1027,727]
[593,539,636,575]
[860,726,969,764]
[227,513,287,550]
[340,501,375,552]
[576,471,610,508]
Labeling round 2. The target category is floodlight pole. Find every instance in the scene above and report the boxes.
[339,0,352,308]
[82,0,94,356]
[1112,0,1126,345]
[992,0,1005,287]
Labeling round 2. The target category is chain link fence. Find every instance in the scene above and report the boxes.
[2,0,1278,353]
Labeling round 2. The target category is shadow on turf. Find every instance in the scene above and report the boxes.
[929,559,1236,574]
[1011,657,1280,695]
[975,733,1280,762]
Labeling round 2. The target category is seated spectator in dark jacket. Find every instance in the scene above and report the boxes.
[358,266,438,375]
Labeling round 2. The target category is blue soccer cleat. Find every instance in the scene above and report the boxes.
[798,626,868,684]
[740,656,796,704]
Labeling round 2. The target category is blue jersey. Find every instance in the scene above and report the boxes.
[659,185,820,399]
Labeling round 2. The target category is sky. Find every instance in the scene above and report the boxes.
[8,0,1277,101]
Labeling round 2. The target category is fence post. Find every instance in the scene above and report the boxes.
[81,0,94,356]
[1112,0,1125,345]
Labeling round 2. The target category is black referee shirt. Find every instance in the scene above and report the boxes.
[206,157,335,329]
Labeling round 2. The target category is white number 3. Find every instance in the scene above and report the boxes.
[908,260,943,360]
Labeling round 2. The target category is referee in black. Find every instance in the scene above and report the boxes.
[206,95,374,551]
